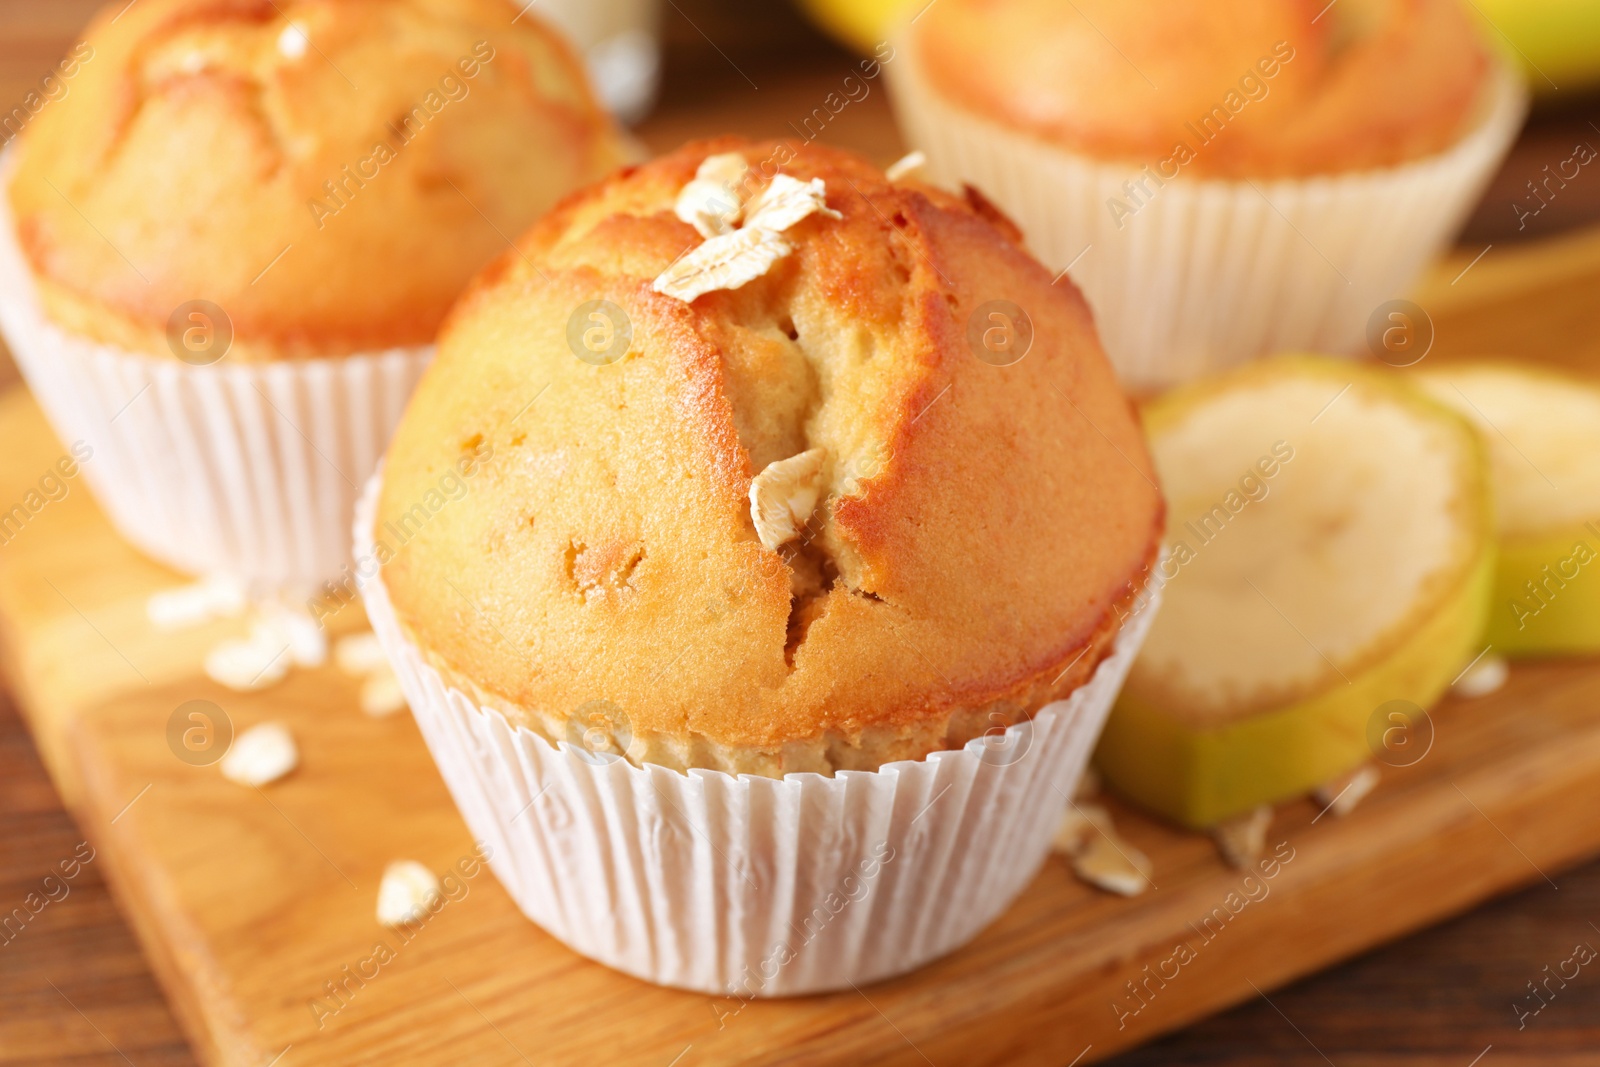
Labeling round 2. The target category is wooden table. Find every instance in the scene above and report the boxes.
[4,2,1600,1064]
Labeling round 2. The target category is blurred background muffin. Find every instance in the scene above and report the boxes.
[0,0,628,591]
[803,0,1600,98]
[887,0,1526,389]
[912,0,1489,177]
[361,138,1163,991]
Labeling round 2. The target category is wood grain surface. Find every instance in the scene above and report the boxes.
[1,368,1599,1067]
[0,345,1597,1066]
[3,1,1600,1064]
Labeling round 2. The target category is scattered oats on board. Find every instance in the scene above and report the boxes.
[1312,764,1381,818]
[674,152,748,237]
[376,860,442,926]
[147,574,246,630]
[1074,832,1153,898]
[359,668,407,718]
[220,722,298,787]
[1452,653,1509,699]
[1053,802,1113,854]
[749,448,826,551]
[1212,805,1274,869]
[205,624,292,691]
[1052,805,1093,855]
[335,630,405,717]
[335,630,389,677]
[884,150,927,181]
[1053,802,1153,897]
[259,601,327,669]
[203,601,328,692]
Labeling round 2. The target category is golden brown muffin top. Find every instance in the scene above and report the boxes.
[375,138,1164,775]
[6,0,627,360]
[911,0,1494,177]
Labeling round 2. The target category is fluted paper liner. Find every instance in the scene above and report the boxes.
[355,473,1159,994]
[887,41,1526,390]
[0,179,430,593]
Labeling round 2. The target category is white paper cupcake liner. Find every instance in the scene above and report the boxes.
[0,189,431,594]
[354,473,1160,995]
[887,44,1527,390]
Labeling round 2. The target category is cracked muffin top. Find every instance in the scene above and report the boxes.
[908,0,1495,178]
[5,0,626,361]
[375,138,1164,776]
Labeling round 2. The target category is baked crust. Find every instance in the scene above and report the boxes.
[911,0,1493,178]
[6,0,627,360]
[376,138,1165,775]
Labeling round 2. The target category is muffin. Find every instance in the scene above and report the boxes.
[359,138,1164,992]
[0,0,627,591]
[888,0,1526,389]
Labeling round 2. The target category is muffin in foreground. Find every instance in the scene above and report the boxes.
[888,0,1526,389]
[360,138,1164,992]
[0,0,627,591]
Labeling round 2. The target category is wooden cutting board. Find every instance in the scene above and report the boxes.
[2,229,1600,1066]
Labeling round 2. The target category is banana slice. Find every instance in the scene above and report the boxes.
[1415,362,1600,656]
[1095,356,1494,828]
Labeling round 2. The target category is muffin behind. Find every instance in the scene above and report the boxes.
[910,0,1494,179]
[0,0,628,590]
[889,0,1526,389]
[8,0,626,360]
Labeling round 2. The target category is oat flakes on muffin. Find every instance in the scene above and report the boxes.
[374,137,1165,775]
[359,138,1164,993]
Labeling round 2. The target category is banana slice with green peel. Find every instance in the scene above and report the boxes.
[1095,356,1495,829]
[1415,362,1600,657]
